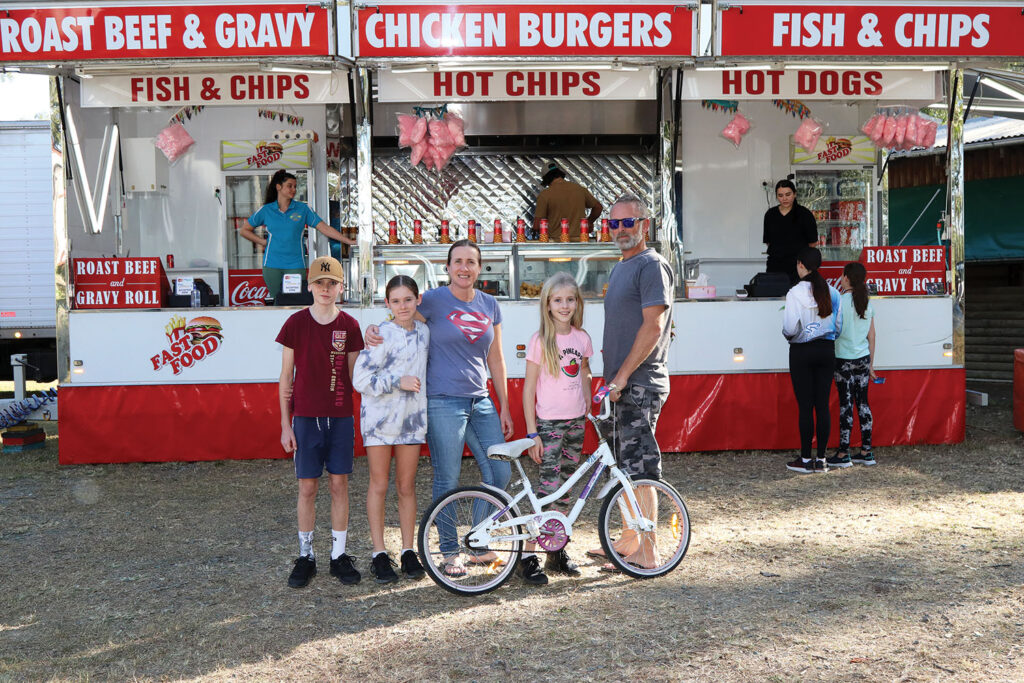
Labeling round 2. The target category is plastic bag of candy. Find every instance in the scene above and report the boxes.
[720,112,752,148]
[153,123,195,164]
[793,117,824,153]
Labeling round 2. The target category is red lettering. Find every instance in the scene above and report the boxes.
[563,71,581,92]
[797,70,815,95]
[294,74,309,99]
[230,75,245,99]
[131,77,144,102]
[863,71,883,96]
[248,75,265,99]
[745,70,764,95]
[722,70,741,95]
[820,70,839,95]
[455,71,473,97]
[476,72,492,96]
[506,71,524,96]
[527,70,545,96]
[766,69,784,94]
[581,71,600,96]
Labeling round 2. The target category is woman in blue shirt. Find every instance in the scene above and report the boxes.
[240,170,355,298]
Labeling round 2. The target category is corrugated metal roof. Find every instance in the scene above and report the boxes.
[890,116,1024,158]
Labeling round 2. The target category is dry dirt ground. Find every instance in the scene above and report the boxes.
[1,381,1022,682]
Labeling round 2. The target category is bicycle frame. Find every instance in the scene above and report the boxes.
[467,399,654,550]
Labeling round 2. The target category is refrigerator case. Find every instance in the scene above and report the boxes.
[792,134,877,261]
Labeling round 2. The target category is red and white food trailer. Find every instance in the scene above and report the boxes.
[3,0,1007,464]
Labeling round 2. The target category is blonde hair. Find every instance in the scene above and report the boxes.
[537,272,584,377]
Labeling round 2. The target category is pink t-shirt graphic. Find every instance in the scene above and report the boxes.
[527,328,593,420]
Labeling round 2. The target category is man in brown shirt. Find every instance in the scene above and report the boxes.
[533,161,603,240]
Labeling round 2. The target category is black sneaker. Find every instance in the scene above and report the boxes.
[329,553,361,585]
[545,549,582,577]
[288,555,316,588]
[786,458,813,474]
[400,550,426,580]
[852,451,877,466]
[517,555,549,586]
[370,552,399,584]
[826,453,852,468]
[811,458,829,473]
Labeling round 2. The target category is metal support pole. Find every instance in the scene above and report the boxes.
[946,66,966,366]
[354,67,375,308]
[11,354,28,402]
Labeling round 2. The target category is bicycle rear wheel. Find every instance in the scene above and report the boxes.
[418,485,523,596]
[597,478,690,579]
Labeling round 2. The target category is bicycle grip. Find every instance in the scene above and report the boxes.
[593,385,613,404]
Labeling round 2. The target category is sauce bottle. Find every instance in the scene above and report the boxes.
[559,218,570,242]
[539,218,549,243]
[579,218,590,242]
[516,218,526,243]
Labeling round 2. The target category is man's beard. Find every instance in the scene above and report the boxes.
[616,231,642,251]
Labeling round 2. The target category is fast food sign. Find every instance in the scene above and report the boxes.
[718,2,1024,57]
[221,139,311,171]
[792,134,876,164]
[82,72,347,108]
[0,4,332,62]
[353,3,695,58]
[151,314,224,375]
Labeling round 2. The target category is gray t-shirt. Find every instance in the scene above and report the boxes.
[602,248,675,394]
[419,286,502,398]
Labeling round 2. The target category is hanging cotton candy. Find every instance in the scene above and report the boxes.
[410,138,429,166]
[412,117,427,144]
[860,114,884,139]
[397,114,417,147]
[893,114,909,147]
[794,117,823,153]
[904,114,920,147]
[427,119,454,147]
[154,123,195,164]
[720,112,752,147]
[879,115,898,147]
[920,119,938,148]
[444,112,467,147]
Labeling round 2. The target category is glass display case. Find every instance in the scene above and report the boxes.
[369,244,515,300]
[794,167,875,262]
[516,244,622,299]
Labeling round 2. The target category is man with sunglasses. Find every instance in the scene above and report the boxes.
[601,194,675,483]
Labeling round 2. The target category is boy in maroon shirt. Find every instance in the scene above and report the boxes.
[276,256,364,587]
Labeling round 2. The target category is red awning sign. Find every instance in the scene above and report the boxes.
[719,3,1022,57]
[0,5,331,61]
[355,4,694,58]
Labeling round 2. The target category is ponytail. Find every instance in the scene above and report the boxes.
[796,247,832,318]
[265,169,296,205]
[843,262,869,319]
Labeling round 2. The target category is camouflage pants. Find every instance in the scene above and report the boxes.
[536,417,586,513]
[612,385,667,479]
[835,356,873,452]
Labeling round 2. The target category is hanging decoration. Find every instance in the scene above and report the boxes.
[772,99,812,119]
[258,108,304,127]
[720,111,753,148]
[861,106,938,151]
[397,104,467,171]
[168,105,204,126]
[701,100,738,114]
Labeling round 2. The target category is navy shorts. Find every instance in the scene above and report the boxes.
[293,416,354,479]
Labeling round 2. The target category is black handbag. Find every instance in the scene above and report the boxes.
[744,272,791,298]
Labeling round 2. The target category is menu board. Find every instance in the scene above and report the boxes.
[73,257,169,309]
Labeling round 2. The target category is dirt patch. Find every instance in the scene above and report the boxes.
[1,382,1022,681]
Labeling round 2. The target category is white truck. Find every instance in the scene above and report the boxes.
[0,120,57,381]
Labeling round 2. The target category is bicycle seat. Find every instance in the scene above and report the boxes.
[486,438,536,461]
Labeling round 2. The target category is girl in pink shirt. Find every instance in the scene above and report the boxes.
[521,272,593,583]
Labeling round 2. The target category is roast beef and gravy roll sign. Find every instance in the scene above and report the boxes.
[354,3,694,57]
[0,4,330,61]
[73,257,169,309]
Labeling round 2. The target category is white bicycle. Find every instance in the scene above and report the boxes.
[417,389,691,596]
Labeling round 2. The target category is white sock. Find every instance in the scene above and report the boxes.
[299,530,314,558]
[400,548,414,556]
[331,529,347,559]
[372,550,386,559]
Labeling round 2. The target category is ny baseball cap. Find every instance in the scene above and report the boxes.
[308,256,344,284]
[540,160,562,178]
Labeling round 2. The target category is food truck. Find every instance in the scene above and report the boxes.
[3,0,1012,464]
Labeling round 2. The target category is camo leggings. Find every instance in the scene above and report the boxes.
[611,385,667,479]
[536,417,586,513]
[835,355,873,452]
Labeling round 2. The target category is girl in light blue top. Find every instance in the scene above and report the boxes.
[239,169,354,299]
[829,262,878,468]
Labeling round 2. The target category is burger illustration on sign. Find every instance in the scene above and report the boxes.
[151,314,224,375]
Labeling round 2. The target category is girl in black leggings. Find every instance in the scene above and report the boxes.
[781,247,843,474]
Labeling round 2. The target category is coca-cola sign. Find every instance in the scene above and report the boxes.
[228,269,269,306]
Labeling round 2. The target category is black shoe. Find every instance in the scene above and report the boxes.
[288,555,316,588]
[826,452,853,468]
[329,553,362,585]
[786,458,813,474]
[370,552,399,584]
[811,458,829,473]
[517,555,549,585]
[545,549,582,577]
[852,451,877,466]
[400,550,426,580]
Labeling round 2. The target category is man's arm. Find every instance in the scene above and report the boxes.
[585,190,603,223]
[608,304,668,399]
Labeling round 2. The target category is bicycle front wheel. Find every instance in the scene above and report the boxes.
[418,485,523,596]
[597,478,691,579]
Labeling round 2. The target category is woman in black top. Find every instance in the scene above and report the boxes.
[763,179,819,285]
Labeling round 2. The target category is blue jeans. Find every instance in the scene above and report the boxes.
[427,395,511,556]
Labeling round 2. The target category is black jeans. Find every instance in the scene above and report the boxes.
[788,339,836,459]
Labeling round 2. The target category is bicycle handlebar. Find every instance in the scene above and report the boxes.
[590,386,614,421]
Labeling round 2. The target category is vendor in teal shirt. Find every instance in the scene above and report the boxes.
[239,169,355,299]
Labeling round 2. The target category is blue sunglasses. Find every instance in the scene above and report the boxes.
[608,217,644,229]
